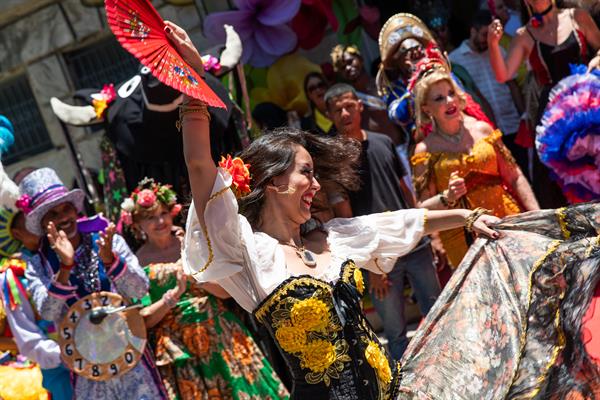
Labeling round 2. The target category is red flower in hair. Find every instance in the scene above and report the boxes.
[219,155,251,197]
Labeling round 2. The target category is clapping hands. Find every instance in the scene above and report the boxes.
[96,224,116,265]
[47,221,75,266]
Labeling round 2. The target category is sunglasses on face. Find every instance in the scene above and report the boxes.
[307,82,327,92]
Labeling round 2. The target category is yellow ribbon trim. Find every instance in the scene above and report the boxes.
[524,291,566,399]
[556,207,571,239]
[504,239,561,399]
[191,186,230,277]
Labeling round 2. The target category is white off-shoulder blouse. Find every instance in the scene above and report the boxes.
[182,169,426,312]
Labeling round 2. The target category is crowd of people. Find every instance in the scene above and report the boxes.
[2,0,600,399]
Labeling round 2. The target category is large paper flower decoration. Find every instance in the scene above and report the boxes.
[290,0,338,50]
[250,53,320,116]
[204,0,301,68]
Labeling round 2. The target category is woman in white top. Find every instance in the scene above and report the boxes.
[165,22,500,400]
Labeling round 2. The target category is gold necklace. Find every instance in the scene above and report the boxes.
[279,238,317,267]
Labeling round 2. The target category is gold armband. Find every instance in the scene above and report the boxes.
[175,103,211,132]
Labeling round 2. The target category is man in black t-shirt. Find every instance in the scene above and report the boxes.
[325,83,442,360]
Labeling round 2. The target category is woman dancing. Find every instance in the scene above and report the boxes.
[410,56,539,268]
[122,179,289,400]
[164,21,499,399]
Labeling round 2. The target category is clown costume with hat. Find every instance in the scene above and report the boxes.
[19,167,168,399]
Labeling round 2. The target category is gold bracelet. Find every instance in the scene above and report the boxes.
[439,190,457,208]
[465,207,491,233]
[372,258,388,280]
[176,103,211,132]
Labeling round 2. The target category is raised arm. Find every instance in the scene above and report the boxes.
[488,20,531,83]
[164,21,216,229]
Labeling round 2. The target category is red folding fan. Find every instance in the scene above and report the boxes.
[105,0,226,108]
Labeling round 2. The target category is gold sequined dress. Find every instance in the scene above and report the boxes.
[411,130,522,267]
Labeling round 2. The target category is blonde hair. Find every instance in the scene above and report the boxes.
[413,69,467,130]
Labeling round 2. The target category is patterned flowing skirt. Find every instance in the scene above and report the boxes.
[398,203,600,399]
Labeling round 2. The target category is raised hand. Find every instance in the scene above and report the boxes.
[47,221,75,266]
[163,21,204,76]
[447,171,467,204]
[96,223,116,265]
[487,19,504,47]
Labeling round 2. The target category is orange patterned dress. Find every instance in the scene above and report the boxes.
[411,130,522,268]
[142,263,289,400]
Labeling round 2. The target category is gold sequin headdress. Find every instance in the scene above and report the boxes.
[376,13,437,95]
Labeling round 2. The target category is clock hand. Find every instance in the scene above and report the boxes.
[88,304,143,325]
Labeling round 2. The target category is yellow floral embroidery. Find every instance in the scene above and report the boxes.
[341,261,364,295]
[300,340,337,373]
[365,341,392,384]
[556,207,571,239]
[290,298,329,332]
[275,323,307,353]
[254,277,333,323]
[353,268,365,295]
[257,279,351,387]
[304,340,351,386]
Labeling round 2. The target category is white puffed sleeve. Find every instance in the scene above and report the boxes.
[182,169,262,312]
[326,208,426,274]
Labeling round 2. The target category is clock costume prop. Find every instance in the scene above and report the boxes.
[20,168,168,398]
[57,292,146,381]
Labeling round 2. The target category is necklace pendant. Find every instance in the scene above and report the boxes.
[296,248,317,267]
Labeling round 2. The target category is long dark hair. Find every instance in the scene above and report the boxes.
[303,72,327,114]
[238,128,361,227]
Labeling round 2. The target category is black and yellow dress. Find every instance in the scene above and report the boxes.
[182,169,427,399]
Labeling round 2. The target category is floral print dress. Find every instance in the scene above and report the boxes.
[142,263,289,400]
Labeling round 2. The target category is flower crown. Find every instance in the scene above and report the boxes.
[120,178,181,226]
[219,154,251,198]
[407,43,450,92]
